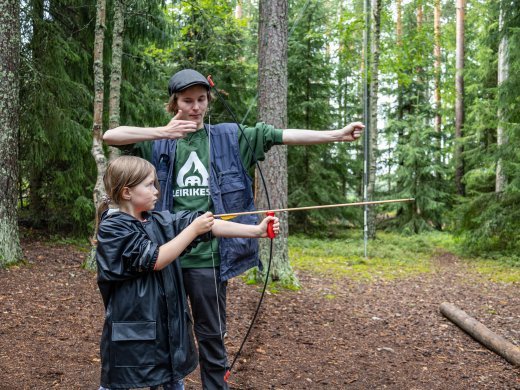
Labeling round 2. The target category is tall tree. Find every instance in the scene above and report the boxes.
[385,0,449,232]
[91,0,107,236]
[455,0,520,258]
[168,0,256,123]
[257,0,295,285]
[366,0,382,239]
[455,0,465,196]
[336,0,365,211]
[434,0,442,136]
[287,0,340,233]
[107,0,124,162]
[19,0,95,234]
[396,0,403,122]
[0,0,23,266]
[496,1,508,193]
[235,0,243,19]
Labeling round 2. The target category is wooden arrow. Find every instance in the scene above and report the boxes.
[215,198,415,220]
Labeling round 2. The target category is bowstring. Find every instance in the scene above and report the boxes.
[206,113,228,369]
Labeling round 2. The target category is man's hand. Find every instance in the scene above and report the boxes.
[158,110,198,139]
[337,121,365,142]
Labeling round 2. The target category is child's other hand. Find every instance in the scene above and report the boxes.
[192,211,215,235]
[258,215,280,238]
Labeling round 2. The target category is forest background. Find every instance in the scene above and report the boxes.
[1,0,519,275]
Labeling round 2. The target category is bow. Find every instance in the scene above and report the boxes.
[207,75,275,382]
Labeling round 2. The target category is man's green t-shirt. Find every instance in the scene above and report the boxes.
[126,123,283,268]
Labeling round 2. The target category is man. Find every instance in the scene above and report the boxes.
[104,69,364,389]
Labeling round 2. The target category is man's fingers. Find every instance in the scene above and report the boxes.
[170,110,198,128]
[168,119,198,127]
[173,110,183,120]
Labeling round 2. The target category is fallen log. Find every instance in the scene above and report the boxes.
[440,302,520,366]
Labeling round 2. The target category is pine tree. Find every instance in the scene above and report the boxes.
[166,0,256,123]
[455,0,465,196]
[383,0,450,232]
[456,0,520,259]
[257,0,294,284]
[0,0,23,266]
[19,0,96,234]
[287,0,344,233]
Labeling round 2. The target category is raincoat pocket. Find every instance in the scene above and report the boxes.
[112,321,157,367]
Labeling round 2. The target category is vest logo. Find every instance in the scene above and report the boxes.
[177,151,208,187]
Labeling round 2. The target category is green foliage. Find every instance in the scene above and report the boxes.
[12,0,520,270]
[18,0,174,235]
[455,0,520,258]
[287,0,363,232]
[379,1,450,233]
[289,231,520,283]
[166,0,257,123]
[243,266,301,291]
[390,115,452,233]
[118,0,173,128]
[456,192,520,260]
[19,0,96,235]
[289,231,436,281]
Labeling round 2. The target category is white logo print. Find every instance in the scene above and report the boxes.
[176,151,209,187]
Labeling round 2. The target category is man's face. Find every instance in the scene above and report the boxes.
[176,85,209,129]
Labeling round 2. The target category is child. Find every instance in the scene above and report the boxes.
[95,156,279,389]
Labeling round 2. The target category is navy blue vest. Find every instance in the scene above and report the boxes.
[152,123,261,281]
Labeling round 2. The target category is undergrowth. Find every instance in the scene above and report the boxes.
[288,231,520,283]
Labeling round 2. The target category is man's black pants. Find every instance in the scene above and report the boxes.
[183,268,229,390]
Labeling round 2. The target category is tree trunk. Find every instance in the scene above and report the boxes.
[367,0,382,240]
[417,1,423,30]
[416,1,425,102]
[455,0,465,196]
[0,0,22,267]
[396,0,402,48]
[440,303,520,366]
[90,0,107,246]
[396,0,404,166]
[256,0,296,286]
[235,0,243,19]
[27,0,45,226]
[108,0,124,162]
[434,0,442,136]
[496,3,508,193]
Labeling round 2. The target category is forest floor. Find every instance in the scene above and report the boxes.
[0,232,519,389]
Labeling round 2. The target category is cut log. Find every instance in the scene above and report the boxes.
[440,302,520,366]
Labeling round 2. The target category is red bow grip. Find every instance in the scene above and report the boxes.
[224,369,231,382]
[266,211,275,239]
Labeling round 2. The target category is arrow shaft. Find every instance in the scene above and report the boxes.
[215,198,414,219]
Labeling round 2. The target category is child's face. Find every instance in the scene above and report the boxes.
[128,172,159,213]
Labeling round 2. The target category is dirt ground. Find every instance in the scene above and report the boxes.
[0,234,519,389]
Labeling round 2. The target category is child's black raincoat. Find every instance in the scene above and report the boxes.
[96,209,207,388]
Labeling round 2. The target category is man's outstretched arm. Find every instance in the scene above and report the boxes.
[103,111,198,145]
[282,121,365,145]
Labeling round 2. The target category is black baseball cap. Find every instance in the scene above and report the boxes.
[168,69,210,96]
